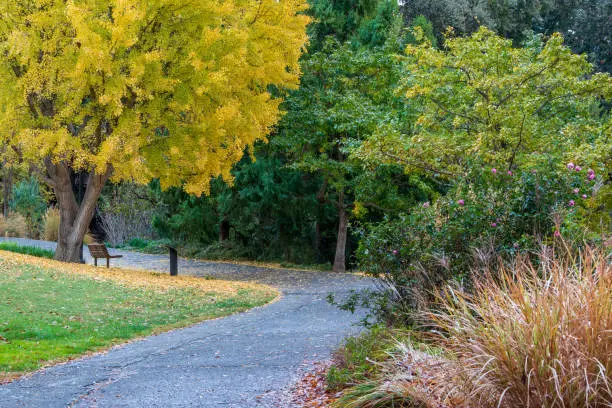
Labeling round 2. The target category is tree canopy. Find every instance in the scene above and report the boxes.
[359,27,612,176]
[0,0,310,195]
[400,0,612,72]
[0,0,310,261]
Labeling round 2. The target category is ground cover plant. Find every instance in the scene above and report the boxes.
[0,252,277,382]
[326,326,414,392]
[0,242,54,259]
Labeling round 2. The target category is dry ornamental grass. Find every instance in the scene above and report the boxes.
[432,246,611,408]
[334,245,610,408]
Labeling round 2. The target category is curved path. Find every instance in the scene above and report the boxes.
[0,239,372,408]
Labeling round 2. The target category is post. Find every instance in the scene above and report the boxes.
[169,246,178,276]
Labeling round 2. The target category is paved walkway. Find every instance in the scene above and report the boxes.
[0,239,371,408]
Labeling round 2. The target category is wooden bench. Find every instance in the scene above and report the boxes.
[88,243,123,268]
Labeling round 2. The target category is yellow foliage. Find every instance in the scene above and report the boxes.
[0,250,279,297]
[0,0,311,196]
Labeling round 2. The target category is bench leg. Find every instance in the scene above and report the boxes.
[94,258,97,267]
[107,258,110,268]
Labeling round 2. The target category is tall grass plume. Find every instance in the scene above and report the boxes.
[432,245,611,407]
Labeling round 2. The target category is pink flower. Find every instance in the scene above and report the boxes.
[392,250,398,255]
[457,199,465,206]
[582,194,588,199]
[569,200,575,207]
[423,202,430,208]
[588,173,595,181]
[491,168,497,174]
[554,230,561,237]
[573,188,580,194]
[575,166,582,172]
[507,170,513,176]
[491,222,497,227]
[567,162,575,170]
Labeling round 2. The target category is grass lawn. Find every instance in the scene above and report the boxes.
[0,251,278,382]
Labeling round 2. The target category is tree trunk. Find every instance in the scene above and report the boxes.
[219,219,230,242]
[45,158,111,263]
[315,178,328,264]
[333,191,348,273]
[3,163,12,218]
[314,220,322,263]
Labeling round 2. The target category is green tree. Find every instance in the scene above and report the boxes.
[276,1,410,271]
[0,0,310,262]
[152,147,332,264]
[359,27,611,176]
[400,0,492,39]
[401,0,612,72]
[307,0,380,49]
[148,0,423,269]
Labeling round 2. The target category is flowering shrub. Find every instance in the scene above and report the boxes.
[355,162,606,323]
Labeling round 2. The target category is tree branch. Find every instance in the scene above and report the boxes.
[379,149,455,177]
[361,201,394,213]
[494,59,559,109]
[430,97,482,124]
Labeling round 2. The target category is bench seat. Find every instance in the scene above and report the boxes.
[88,243,123,268]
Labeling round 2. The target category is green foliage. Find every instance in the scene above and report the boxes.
[360,27,611,176]
[400,0,492,39]
[307,0,381,49]
[153,149,334,264]
[276,4,421,270]
[404,15,438,48]
[278,38,406,184]
[355,1,405,47]
[10,178,46,238]
[151,181,219,246]
[342,27,611,325]
[400,0,612,72]
[327,325,412,391]
[144,2,433,268]
[355,164,605,324]
[125,237,150,250]
[0,242,54,259]
[113,238,173,255]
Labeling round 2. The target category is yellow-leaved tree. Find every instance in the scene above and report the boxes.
[0,0,310,262]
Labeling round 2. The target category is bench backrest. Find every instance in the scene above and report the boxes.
[88,243,110,258]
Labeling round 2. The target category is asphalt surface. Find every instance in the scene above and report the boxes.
[0,238,372,408]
